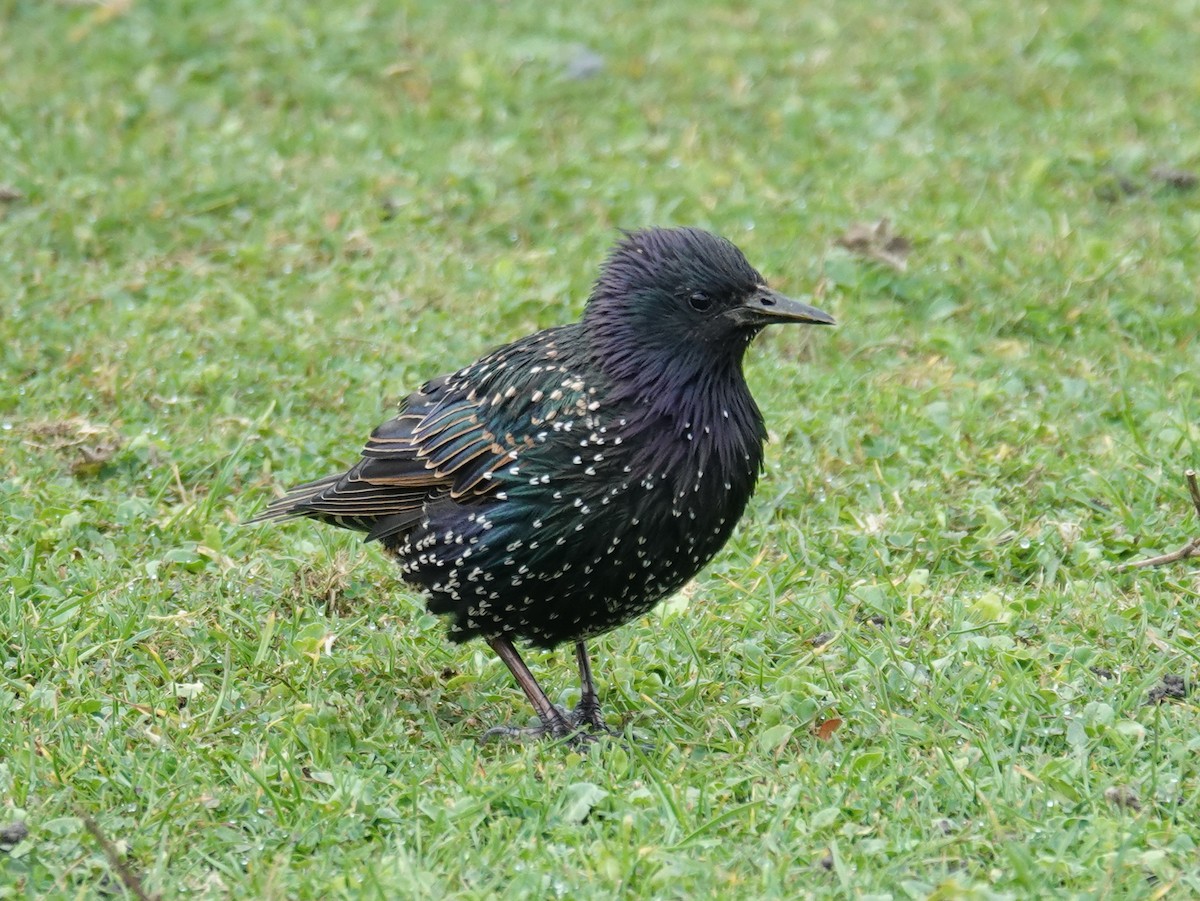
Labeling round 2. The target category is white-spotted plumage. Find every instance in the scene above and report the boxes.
[251,227,833,735]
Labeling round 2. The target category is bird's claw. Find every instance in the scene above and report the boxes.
[481,722,563,742]
[569,699,621,736]
[481,704,620,747]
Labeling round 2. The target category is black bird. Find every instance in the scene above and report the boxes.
[251,227,833,740]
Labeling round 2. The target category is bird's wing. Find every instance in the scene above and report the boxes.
[252,325,597,541]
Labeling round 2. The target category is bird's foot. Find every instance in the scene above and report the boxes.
[569,699,621,737]
[481,705,618,748]
[481,719,568,744]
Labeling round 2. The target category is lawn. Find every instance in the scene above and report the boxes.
[2,0,1199,897]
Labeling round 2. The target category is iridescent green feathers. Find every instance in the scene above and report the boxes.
[250,326,602,541]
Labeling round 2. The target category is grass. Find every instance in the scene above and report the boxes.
[2,0,1199,897]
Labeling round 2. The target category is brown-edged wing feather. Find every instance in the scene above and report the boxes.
[248,326,582,543]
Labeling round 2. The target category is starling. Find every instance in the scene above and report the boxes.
[251,227,834,740]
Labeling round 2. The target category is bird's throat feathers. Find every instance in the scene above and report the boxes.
[584,296,768,490]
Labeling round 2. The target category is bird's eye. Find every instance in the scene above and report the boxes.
[688,291,713,312]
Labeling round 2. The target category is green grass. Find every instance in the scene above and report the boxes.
[3,0,1199,897]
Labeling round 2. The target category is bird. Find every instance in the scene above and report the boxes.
[250,226,834,742]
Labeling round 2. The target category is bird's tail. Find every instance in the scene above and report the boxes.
[244,473,345,525]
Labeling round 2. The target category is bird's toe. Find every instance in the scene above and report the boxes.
[569,700,621,736]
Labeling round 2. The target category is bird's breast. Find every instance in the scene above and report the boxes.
[395,399,765,647]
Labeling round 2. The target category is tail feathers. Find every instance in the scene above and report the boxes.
[246,473,424,543]
[244,473,345,524]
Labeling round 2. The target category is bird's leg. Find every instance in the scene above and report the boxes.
[570,641,616,734]
[483,635,573,740]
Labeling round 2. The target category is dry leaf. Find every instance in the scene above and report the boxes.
[814,717,843,741]
[24,417,124,475]
[836,218,912,272]
[1150,165,1197,191]
[1104,785,1142,811]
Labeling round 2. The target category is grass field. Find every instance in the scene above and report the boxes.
[3,0,1199,897]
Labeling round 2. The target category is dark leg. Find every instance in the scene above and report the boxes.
[571,641,616,734]
[484,635,573,740]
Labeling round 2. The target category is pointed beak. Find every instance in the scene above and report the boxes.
[733,286,836,327]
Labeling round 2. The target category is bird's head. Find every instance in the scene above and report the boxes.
[584,227,833,384]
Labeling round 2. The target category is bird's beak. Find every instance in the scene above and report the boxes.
[733,286,836,327]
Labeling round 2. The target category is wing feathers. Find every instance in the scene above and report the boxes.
[253,325,586,541]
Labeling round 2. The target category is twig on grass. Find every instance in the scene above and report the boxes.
[1116,469,1200,572]
[79,812,159,901]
